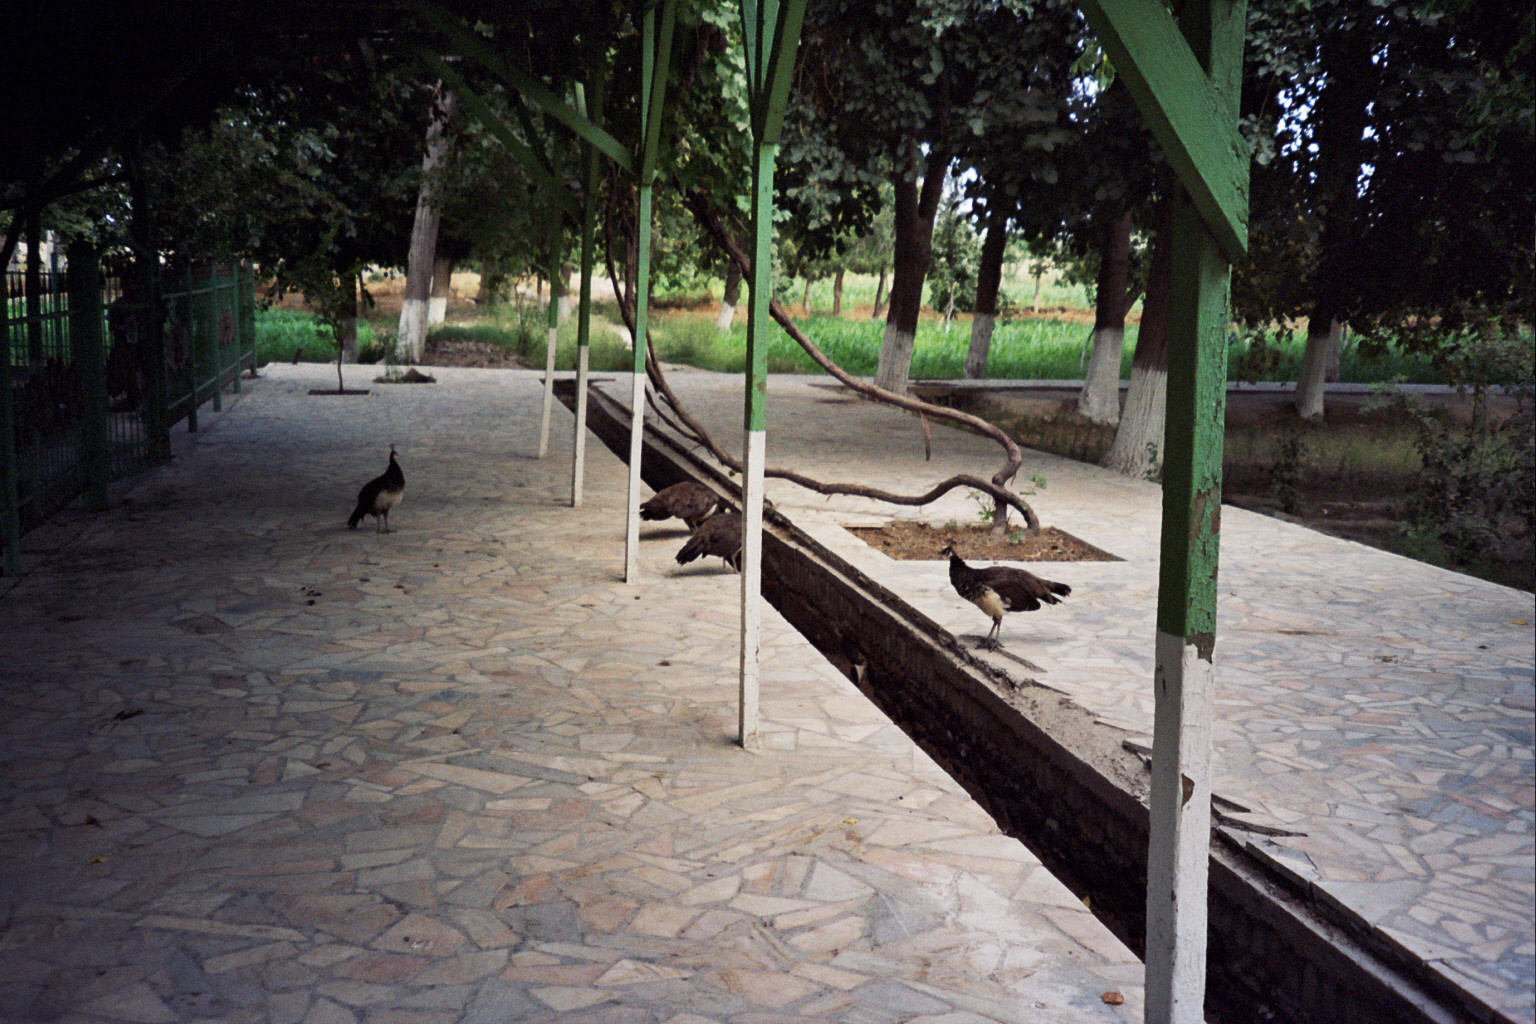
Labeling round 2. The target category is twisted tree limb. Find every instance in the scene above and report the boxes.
[597,181,1040,534]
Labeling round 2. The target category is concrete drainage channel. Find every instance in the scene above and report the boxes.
[559,381,1489,1024]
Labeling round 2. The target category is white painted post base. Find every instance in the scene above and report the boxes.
[539,325,557,459]
[624,369,646,582]
[571,346,589,507]
[1145,629,1214,1024]
[738,428,765,751]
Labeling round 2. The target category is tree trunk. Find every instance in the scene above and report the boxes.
[395,84,457,363]
[428,256,453,326]
[1079,211,1133,424]
[1296,22,1371,420]
[832,267,844,317]
[558,264,575,323]
[1103,204,1173,478]
[715,259,742,331]
[871,269,887,319]
[1325,321,1343,381]
[803,278,812,315]
[965,201,1010,379]
[1296,318,1343,419]
[339,271,360,364]
[874,144,951,393]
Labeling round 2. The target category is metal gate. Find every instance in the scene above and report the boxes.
[1,251,255,574]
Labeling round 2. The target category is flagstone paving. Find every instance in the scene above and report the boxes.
[0,364,1146,1024]
[611,367,1534,1024]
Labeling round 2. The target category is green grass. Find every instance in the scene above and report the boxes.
[255,308,379,365]
[641,314,1120,380]
[260,299,1506,389]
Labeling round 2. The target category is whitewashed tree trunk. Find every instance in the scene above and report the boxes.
[965,312,995,379]
[1294,321,1338,419]
[1102,362,1166,478]
[428,256,452,326]
[395,85,457,363]
[339,316,359,364]
[715,261,742,332]
[1078,326,1125,424]
[874,322,916,393]
[558,267,574,323]
[1325,320,1344,381]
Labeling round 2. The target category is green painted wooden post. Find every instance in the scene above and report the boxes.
[570,78,603,508]
[538,228,563,460]
[736,0,806,750]
[625,0,677,583]
[1076,1,1247,1021]
[68,242,110,512]
[0,296,19,576]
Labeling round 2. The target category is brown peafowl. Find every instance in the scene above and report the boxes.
[348,448,405,533]
[940,542,1070,649]
[675,511,743,572]
[640,481,726,530]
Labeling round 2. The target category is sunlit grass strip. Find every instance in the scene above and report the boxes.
[264,301,1463,386]
[254,309,377,365]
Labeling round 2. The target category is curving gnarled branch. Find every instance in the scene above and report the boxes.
[598,180,1040,535]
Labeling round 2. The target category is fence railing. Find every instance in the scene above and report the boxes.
[1,248,255,575]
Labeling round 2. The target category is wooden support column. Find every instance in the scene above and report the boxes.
[1077,1,1246,1021]
[737,0,806,749]
[539,231,562,460]
[625,0,677,583]
[570,79,602,508]
[1148,191,1229,1022]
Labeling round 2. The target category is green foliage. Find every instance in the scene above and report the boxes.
[255,309,378,366]
[929,188,981,317]
[1403,333,1535,571]
[1269,427,1309,515]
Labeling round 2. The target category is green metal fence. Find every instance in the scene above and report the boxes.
[1,252,255,575]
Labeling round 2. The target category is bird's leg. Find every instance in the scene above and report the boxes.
[979,620,1003,651]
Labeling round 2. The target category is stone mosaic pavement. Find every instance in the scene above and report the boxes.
[610,367,1534,1024]
[0,364,1148,1024]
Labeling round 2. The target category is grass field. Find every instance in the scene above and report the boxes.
[262,266,1502,390]
[255,309,379,365]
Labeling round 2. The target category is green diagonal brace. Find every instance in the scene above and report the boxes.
[755,0,807,145]
[639,0,678,184]
[1077,0,1248,260]
[423,56,580,220]
[409,0,632,174]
